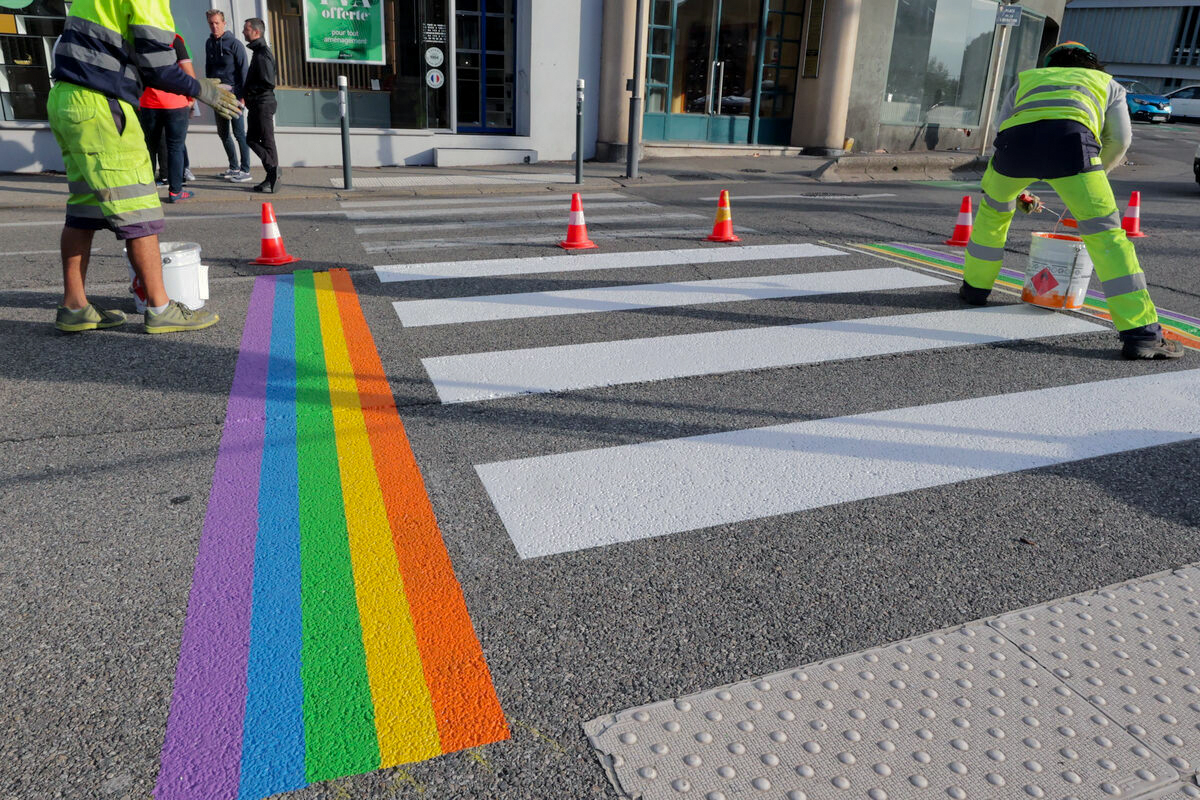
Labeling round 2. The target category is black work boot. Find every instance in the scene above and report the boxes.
[1120,323,1185,360]
[958,280,990,306]
[1122,337,1185,360]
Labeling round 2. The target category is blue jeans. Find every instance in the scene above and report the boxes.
[216,111,250,172]
[141,106,190,194]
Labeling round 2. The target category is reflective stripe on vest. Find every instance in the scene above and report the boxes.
[999,67,1111,140]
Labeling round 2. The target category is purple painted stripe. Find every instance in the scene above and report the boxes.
[155,276,277,800]
[890,242,1200,326]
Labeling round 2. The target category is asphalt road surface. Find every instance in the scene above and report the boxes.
[1,121,1198,800]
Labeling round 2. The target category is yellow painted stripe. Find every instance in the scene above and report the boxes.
[313,272,442,764]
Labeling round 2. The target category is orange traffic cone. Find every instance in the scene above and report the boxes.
[252,202,300,266]
[944,196,973,246]
[706,190,740,243]
[558,193,597,250]
[1121,191,1146,238]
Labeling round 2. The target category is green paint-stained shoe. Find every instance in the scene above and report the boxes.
[55,304,127,333]
[144,301,219,334]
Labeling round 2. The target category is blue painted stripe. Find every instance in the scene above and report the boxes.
[239,274,307,799]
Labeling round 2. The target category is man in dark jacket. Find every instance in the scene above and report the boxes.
[205,9,251,182]
[242,17,281,193]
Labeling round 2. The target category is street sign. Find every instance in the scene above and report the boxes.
[996,5,1022,26]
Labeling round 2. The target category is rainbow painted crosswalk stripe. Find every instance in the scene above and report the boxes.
[155,270,507,800]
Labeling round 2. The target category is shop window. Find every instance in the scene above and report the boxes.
[455,0,514,132]
[996,8,1045,102]
[0,0,66,122]
[881,0,997,128]
[266,0,450,129]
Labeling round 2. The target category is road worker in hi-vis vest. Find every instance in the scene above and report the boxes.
[47,0,240,334]
[959,42,1183,360]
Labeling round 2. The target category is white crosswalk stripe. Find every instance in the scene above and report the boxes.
[423,306,1103,404]
[371,236,1192,559]
[480,370,1200,558]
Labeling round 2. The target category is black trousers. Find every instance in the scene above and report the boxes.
[246,98,278,172]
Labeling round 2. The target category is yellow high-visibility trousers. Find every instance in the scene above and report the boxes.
[962,162,1158,331]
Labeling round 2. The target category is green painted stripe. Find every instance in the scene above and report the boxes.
[293,270,381,781]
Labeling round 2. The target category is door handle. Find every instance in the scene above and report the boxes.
[706,61,718,115]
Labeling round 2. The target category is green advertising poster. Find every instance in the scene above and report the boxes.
[303,0,385,65]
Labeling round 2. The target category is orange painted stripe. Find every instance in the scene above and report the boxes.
[328,268,509,753]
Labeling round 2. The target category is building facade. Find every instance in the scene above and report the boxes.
[1061,0,1200,92]
[0,0,1066,173]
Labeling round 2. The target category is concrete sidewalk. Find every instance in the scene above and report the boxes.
[0,151,986,210]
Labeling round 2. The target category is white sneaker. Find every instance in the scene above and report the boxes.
[183,168,195,182]
[218,168,239,180]
[230,170,254,183]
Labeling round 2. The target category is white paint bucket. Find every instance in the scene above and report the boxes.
[126,242,209,312]
[1022,232,1093,311]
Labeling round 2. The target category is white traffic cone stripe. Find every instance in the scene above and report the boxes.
[957,212,972,224]
[1127,206,1140,219]
[569,211,586,226]
[263,221,281,240]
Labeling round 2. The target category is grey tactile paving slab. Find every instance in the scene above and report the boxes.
[992,567,1200,777]
[585,625,1178,800]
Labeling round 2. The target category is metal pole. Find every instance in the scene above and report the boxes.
[978,24,1011,157]
[576,78,585,184]
[338,75,353,191]
[626,0,646,179]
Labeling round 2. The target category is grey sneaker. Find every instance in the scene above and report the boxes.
[218,168,239,180]
[230,170,253,183]
[1122,336,1185,360]
[55,304,127,333]
[144,301,219,334]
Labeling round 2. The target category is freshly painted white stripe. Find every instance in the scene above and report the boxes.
[363,227,759,253]
[699,193,898,201]
[0,210,343,227]
[478,369,1200,558]
[423,305,1104,404]
[347,200,656,220]
[340,192,629,209]
[393,266,949,327]
[375,242,840,282]
[354,212,701,235]
[0,248,104,256]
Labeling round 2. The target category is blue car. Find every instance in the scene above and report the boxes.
[1116,79,1171,123]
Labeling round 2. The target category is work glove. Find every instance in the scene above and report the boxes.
[1017,192,1043,214]
[196,78,240,120]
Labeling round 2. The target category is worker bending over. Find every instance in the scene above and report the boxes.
[960,42,1182,360]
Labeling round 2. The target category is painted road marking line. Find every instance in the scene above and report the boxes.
[394,266,949,327]
[584,568,1193,800]
[0,211,345,228]
[699,193,897,201]
[335,173,576,188]
[855,241,1200,350]
[479,369,1200,558]
[375,242,843,282]
[347,200,659,221]
[363,227,753,253]
[424,304,1105,405]
[340,192,630,209]
[354,212,702,236]
[157,269,506,800]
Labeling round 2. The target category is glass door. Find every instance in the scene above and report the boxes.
[644,0,793,145]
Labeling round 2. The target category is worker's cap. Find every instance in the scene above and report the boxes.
[1043,41,1093,67]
